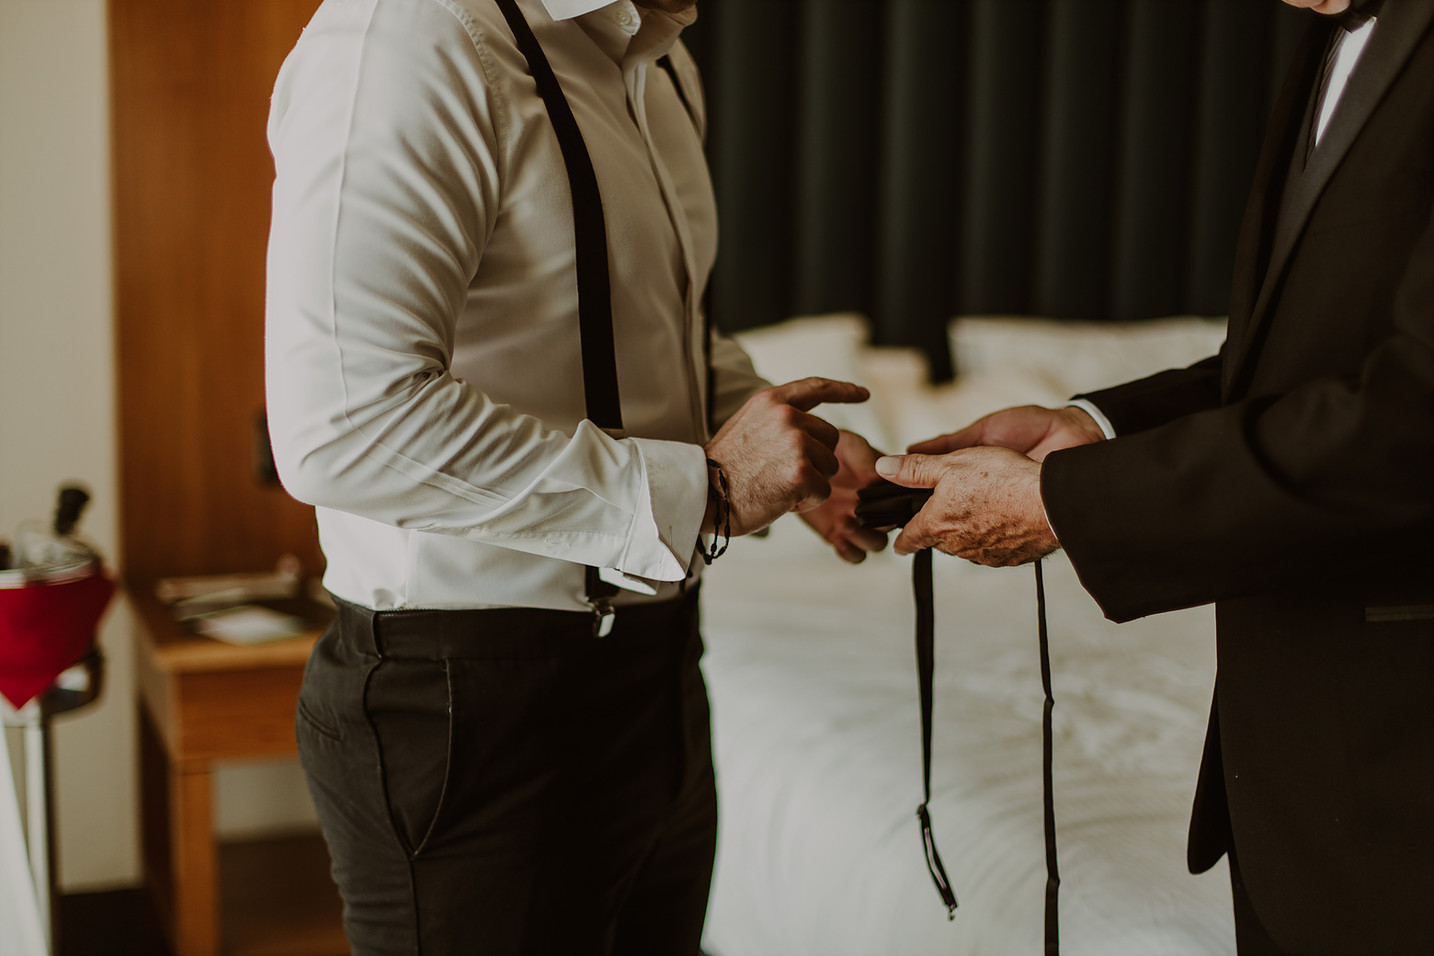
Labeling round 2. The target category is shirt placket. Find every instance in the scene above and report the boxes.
[623,58,709,441]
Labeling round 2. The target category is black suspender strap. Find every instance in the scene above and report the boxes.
[656,55,695,130]
[908,552,1061,948]
[1036,559,1061,954]
[913,547,958,919]
[493,0,621,632]
[494,0,623,437]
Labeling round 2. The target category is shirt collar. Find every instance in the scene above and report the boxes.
[539,0,618,20]
[548,1,696,68]
[541,0,697,30]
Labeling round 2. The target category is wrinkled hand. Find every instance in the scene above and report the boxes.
[800,429,890,563]
[705,378,871,537]
[875,446,1059,567]
[908,404,1105,461]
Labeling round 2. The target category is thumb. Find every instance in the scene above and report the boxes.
[874,453,945,489]
[906,433,966,455]
[906,420,986,454]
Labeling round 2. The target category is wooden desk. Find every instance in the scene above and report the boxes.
[133,589,346,955]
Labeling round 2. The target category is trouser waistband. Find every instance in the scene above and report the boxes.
[332,589,700,661]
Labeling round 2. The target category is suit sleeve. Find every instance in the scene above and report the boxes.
[1074,352,1224,436]
[1043,208,1434,623]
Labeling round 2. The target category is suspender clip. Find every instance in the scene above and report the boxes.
[590,597,615,638]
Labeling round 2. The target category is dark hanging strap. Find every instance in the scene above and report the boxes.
[908,551,1062,944]
[494,0,620,631]
[1036,559,1061,954]
[495,0,622,436]
[656,55,697,131]
[912,548,957,919]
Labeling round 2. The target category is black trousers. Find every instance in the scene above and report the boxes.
[295,591,717,956]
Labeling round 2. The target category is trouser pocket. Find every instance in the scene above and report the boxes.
[366,657,454,856]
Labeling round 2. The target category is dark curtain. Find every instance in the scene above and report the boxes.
[681,0,1310,380]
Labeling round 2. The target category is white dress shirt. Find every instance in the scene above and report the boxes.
[265,0,766,611]
[1315,14,1377,148]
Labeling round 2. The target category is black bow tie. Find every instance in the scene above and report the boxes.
[1333,0,1383,32]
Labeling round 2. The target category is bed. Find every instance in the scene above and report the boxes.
[697,314,1236,956]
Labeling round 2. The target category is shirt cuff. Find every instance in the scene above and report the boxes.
[604,437,709,590]
[1066,399,1118,440]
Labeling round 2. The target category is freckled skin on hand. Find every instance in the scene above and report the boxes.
[882,404,1105,567]
[888,446,1058,567]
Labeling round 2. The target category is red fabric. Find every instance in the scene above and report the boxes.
[0,570,114,709]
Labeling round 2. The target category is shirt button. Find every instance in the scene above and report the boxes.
[615,7,633,25]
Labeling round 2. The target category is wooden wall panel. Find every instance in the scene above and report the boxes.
[111,0,324,582]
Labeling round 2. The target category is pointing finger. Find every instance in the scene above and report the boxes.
[770,377,871,412]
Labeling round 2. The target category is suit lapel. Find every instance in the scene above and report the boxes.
[1223,0,1434,395]
[1222,25,1323,379]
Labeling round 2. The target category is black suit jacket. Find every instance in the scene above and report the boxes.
[1042,4,1434,952]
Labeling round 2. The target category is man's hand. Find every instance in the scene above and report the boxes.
[704,378,871,537]
[908,404,1106,461]
[800,429,890,563]
[874,446,1059,567]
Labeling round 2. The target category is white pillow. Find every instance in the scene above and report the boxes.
[729,313,1229,455]
[950,315,1228,399]
[854,314,1228,451]
[882,366,1071,451]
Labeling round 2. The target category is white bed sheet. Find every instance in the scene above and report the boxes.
[698,315,1235,955]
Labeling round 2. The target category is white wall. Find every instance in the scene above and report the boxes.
[0,0,138,893]
[1,0,316,894]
